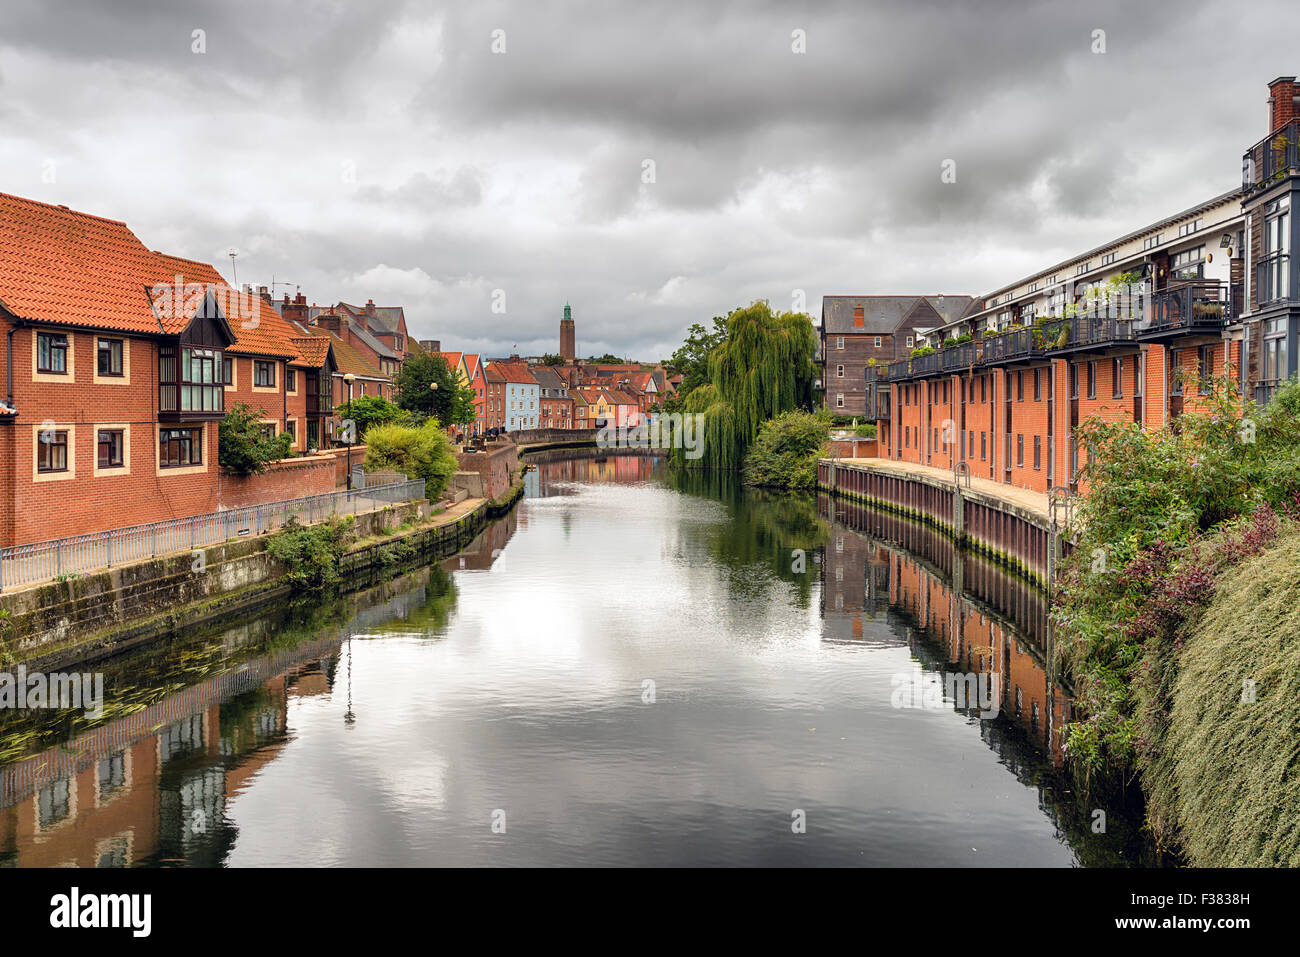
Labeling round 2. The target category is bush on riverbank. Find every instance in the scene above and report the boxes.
[741,411,830,490]
[1139,520,1300,865]
[266,516,356,590]
[362,419,458,498]
[1053,375,1300,862]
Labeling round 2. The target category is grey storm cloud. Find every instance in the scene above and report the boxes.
[0,0,1292,360]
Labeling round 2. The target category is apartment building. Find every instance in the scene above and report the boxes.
[859,76,1300,497]
[820,296,977,416]
[484,360,539,431]
[531,365,574,429]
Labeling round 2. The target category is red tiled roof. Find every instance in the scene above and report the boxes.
[328,332,386,379]
[290,335,332,368]
[0,192,169,334]
[438,351,463,374]
[487,361,538,385]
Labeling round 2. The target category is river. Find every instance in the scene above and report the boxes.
[0,451,1158,867]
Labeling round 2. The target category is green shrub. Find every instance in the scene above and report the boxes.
[219,401,292,475]
[362,419,458,498]
[265,516,355,590]
[741,410,829,490]
[336,395,408,439]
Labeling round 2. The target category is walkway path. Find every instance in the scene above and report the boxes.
[832,456,1052,523]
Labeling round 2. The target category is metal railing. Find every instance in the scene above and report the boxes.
[1039,315,1136,351]
[1144,282,1228,335]
[1243,121,1300,196]
[940,340,980,372]
[0,477,426,593]
[980,326,1038,364]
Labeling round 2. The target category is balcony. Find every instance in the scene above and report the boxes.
[866,388,891,421]
[979,326,1040,365]
[906,351,943,378]
[1255,254,1292,308]
[1243,122,1300,197]
[940,340,981,372]
[1139,282,1229,340]
[1039,315,1136,356]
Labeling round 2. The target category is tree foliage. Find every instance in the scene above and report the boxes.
[218,401,292,475]
[670,301,818,471]
[336,395,407,439]
[394,352,475,428]
[664,316,727,398]
[741,410,830,490]
[362,419,459,498]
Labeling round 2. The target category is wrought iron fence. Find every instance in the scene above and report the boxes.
[0,477,426,593]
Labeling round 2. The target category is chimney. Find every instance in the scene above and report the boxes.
[365,298,376,315]
[315,312,341,333]
[1269,76,1298,134]
[419,339,440,352]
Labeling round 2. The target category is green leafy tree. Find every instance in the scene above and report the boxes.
[664,316,727,398]
[219,401,292,475]
[585,353,624,364]
[540,353,565,366]
[671,301,818,471]
[395,352,459,422]
[336,394,406,439]
[741,411,830,490]
[362,418,459,498]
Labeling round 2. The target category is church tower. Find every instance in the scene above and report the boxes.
[560,302,576,361]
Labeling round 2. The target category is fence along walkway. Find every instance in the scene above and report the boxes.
[0,476,426,593]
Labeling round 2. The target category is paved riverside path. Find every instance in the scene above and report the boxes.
[830,457,1052,524]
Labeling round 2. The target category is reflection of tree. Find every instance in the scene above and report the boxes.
[664,467,828,607]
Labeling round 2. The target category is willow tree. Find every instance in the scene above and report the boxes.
[671,300,818,470]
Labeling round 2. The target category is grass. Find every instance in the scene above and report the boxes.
[1141,524,1300,865]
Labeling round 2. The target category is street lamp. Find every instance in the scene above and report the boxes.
[344,372,356,489]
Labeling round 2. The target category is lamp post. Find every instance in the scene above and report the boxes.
[344,372,356,489]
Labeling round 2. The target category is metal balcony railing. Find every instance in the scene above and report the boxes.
[1243,122,1300,196]
[1255,255,1292,307]
[979,326,1038,364]
[1144,282,1228,336]
[940,340,980,371]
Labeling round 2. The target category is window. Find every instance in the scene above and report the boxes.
[260,423,276,440]
[981,376,987,402]
[1198,345,1212,394]
[836,393,844,408]
[1113,357,1124,398]
[1070,363,1079,399]
[222,356,233,385]
[1171,245,1205,281]
[874,336,882,348]
[1170,349,1183,395]
[1027,282,1039,293]
[1177,219,1203,238]
[1076,262,1091,276]
[285,420,296,443]
[1136,353,1145,397]
[836,336,844,350]
[1017,434,1024,466]
[1034,435,1041,470]
[97,429,124,469]
[980,432,987,460]
[1087,361,1097,399]
[286,368,297,391]
[97,338,123,376]
[160,427,202,468]
[37,332,68,374]
[836,364,844,378]
[254,360,276,388]
[1143,234,1162,250]
[1033,368,1041,401]
[905,336,914,348]
[1100,251,1117,266]
[1016,371,1024,401]
[38,430,68,472]
[160,346,223,413]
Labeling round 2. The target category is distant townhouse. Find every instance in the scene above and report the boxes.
[337,300,411,361]
[485,360,540,430]
[819,295,977,416]
[463,353,487,436]
[531,365,574,429]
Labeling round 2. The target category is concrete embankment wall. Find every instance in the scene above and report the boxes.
[0,493,514,672]
[817,459,1067,585]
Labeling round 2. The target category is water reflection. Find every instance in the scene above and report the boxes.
[0,454,1160,867]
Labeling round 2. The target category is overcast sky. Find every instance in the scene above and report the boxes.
[2,1,1293,360]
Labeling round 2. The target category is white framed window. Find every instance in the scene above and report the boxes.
[874,336,882,348]
[906,336,914,348]
[836,364,844,377]
[836,393,844,408]
[836,336,844,350]
[1143,234,1162,250]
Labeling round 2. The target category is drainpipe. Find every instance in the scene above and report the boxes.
[5,324,16,412]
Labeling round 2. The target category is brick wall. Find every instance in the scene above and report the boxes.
[216,456,336,510]
[456,442,518,499]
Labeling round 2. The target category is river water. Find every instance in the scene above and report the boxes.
[0,452,1157,867]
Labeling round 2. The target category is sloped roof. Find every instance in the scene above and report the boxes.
[529,366,567,392]
[327,332,386,379]
[462,352,482,380]
[339,301,406,335]
[488,361,538,386]
[154,253,303,360]
[0,192,169,333]
[437,352,463,375]
[290,336,333,368]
